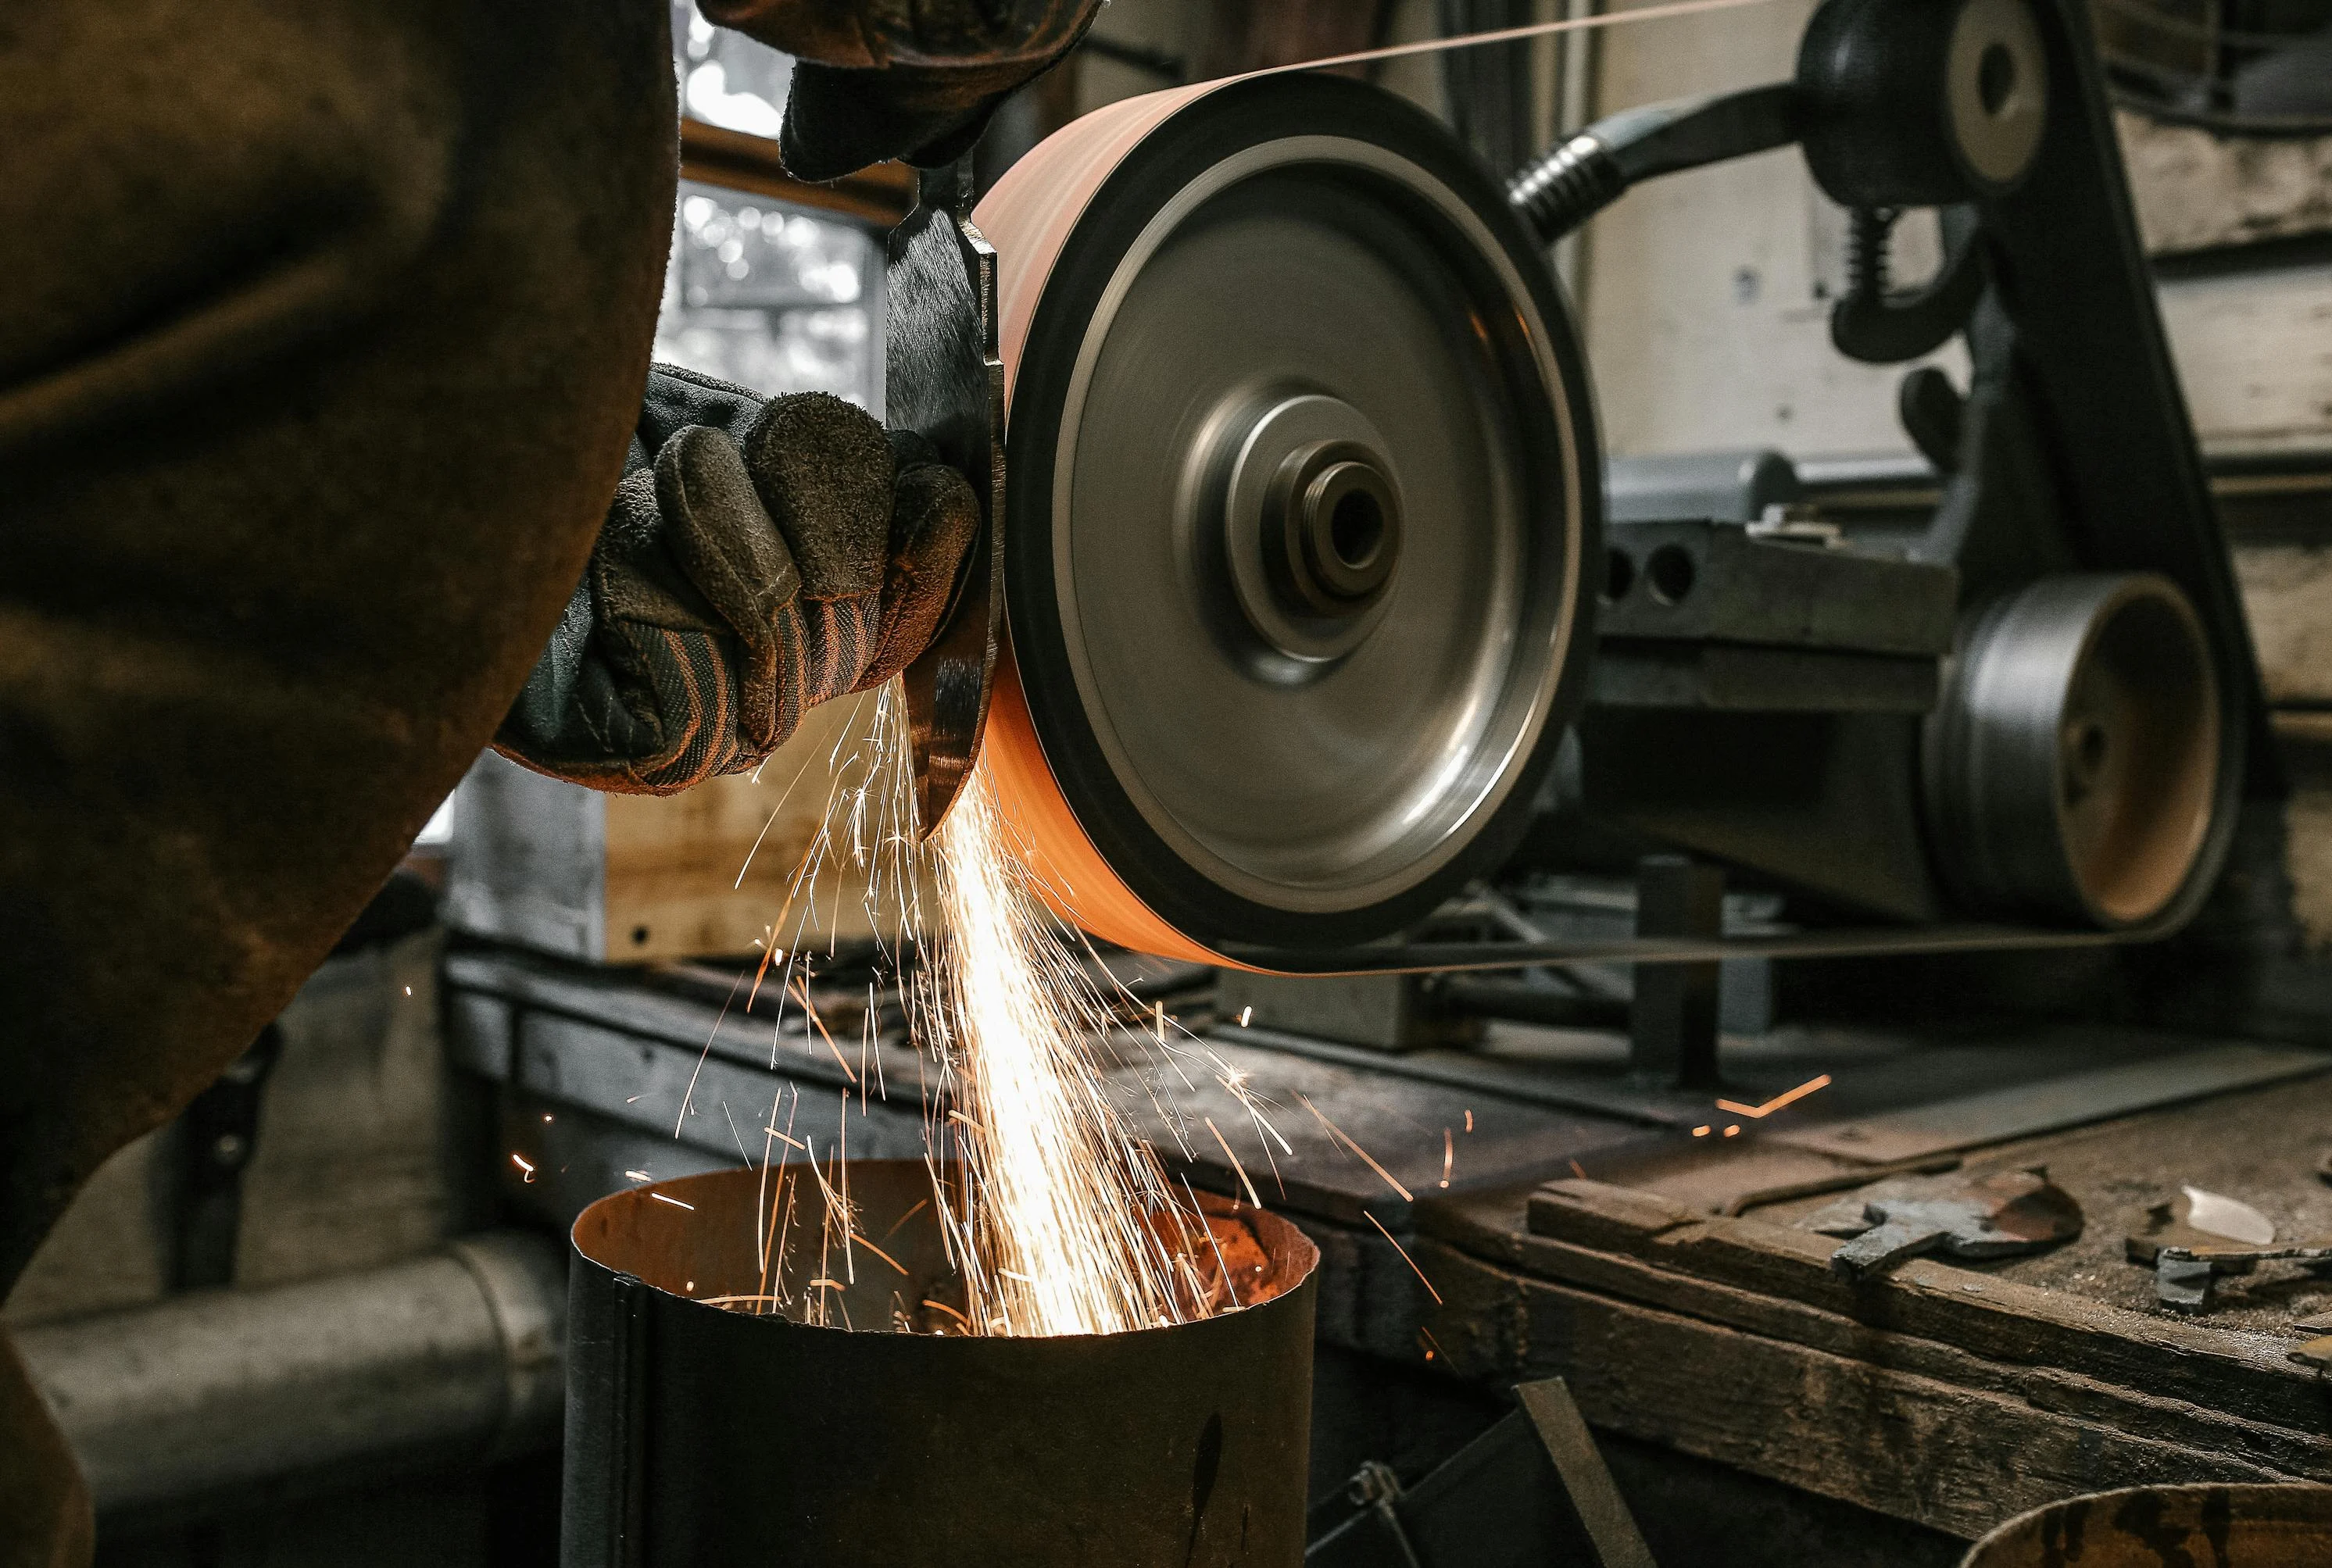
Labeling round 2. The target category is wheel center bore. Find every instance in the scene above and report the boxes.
[1268,441,1404,614]
[1211,391,1405,663]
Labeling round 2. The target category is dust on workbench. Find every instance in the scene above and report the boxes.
[1751,1077,2332,1335]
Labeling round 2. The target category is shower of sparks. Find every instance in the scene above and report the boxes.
[713,684,1262,1338]
[914,766,1197,1337]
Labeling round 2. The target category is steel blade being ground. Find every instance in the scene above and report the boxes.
[887,163,1005,840]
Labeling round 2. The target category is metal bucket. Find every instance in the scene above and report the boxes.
[562,1160,1319,1566]
[1962,1484,2332,1566]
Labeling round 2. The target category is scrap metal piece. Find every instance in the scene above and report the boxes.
[1804,1167,2083,1280]
[2152,1242,2332,1314]
[2156,1252,2219,1313]
[2126,1186,2277,1271]
[886,162,1005,839]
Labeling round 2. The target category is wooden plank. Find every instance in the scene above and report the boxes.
[2236,541,2332,705]
[1516,1182,2332,1434]
[599,687,928,963]
[1421,1237,2311,1541]
[2117,110,2332,258]
[678,119,914,226]
[1462,1226,2332,1478]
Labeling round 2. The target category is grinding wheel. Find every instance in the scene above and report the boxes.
[971,73,1601,966]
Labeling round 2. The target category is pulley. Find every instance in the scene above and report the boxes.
[969,73,1602,963]
[1923,573,2221,928]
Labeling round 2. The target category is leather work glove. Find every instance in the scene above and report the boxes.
[495,366,978,793]
[701,0,1103,180]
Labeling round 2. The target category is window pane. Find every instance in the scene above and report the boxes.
[656,181,882,405]
[669,0,793,138]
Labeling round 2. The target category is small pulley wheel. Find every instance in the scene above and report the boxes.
[1923,573,2223,928]
[973,74,1601,963]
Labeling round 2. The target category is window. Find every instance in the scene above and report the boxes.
[655,2,892,407]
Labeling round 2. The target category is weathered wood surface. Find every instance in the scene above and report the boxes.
[2119,110,2332,258]
[2236,542,2332,708]
[599,687,923,963]
[1422,1233,2319,1541]
[1413,1180,2332,1540]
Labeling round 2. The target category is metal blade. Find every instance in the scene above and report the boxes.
[885,163,1005,840]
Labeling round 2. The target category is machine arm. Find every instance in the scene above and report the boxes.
[1506,83,1801,247]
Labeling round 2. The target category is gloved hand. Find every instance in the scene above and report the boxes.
[495,366,978,793]
[700,0,1103,180]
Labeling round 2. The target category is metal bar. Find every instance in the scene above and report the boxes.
[1629,857,1722,1088]
[1214,919,2143,976]
[1515,1379,1659,1568]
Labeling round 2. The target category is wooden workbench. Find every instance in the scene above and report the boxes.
[1404,1072,2332,1544]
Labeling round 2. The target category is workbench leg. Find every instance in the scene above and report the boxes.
[1629,855,1722,1090]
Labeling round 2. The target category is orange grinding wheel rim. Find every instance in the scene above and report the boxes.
[968,75,1601,968]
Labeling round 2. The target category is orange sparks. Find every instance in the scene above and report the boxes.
[1204,1116,1263,1209]
[791,976,859,1084]
[1464,1109,1474,1133]
[1569,1159,1588,1179]
[1723,1124,1741,1138]
[1440,1129,1454,1189]
[1715,1073,1833,1120]
[510,1153,535,1183]
[921,1298,971,1329]
[651,1192,695,1211]
[1692,1125,1711,1138]
[1365,1212,1443,1305]
[847,1231,911,1277]
[923,766,1191,1337]
[1297,1093,1414,1202]
[882,1195,932,1242]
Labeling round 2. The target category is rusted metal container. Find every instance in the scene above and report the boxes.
[1962,1484,2332,1566]
[562,1160,1318,1566]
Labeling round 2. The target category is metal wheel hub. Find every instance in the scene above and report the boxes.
[974,74,1601,959]
[1208,390,1405,664]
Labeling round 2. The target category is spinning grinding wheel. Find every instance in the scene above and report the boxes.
[967,74,1601,966]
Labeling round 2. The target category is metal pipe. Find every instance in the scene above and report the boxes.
[16,1231,565,1521]
[564,1163,1320,1567]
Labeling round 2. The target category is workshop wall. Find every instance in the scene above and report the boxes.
[1575,0,2332,972]
[1578,2,2332,460]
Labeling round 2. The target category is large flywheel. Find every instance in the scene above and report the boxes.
[972,73,1601,965]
